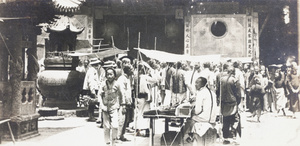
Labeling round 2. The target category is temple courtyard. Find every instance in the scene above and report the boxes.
[1,109,300,146]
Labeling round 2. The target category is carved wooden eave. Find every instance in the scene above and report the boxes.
[53,0,85,13]
[44,15,85,34]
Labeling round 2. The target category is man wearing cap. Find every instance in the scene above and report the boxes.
[121,57,131,69]
[83,58,101,122]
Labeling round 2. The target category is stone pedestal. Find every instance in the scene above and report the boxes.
[38,107,58,116]
[2,114,40,141]
[0,81,40,141]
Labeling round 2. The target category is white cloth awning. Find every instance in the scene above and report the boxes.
[68,47,128,59]
[135,48,221,63]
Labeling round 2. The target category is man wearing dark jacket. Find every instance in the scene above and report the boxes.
[217,65,241,145]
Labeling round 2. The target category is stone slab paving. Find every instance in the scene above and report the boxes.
[2,110,300,146]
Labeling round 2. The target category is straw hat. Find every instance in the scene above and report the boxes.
[103,60,117,68]
[89,58,101,65]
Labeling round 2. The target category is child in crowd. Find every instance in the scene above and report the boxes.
[249,75,265,122]
[98,68,123,146]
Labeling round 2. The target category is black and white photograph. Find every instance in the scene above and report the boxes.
[0,0,300,146]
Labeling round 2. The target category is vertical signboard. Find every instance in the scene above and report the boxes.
[87,16,93,44]
[253,13,259,60]
[246,16,253,58]
[184,16,191,55]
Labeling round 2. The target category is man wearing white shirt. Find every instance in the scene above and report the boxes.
[82,58,101,122]
[199,62,216,92]
[233,61,245,112]
[186,62,201,97]
[192,77,217,122]
[184,76,218,145]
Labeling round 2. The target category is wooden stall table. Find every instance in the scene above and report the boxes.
[143,113,190,146]
[0,119,15,144]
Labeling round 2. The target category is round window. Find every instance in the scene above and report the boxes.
[211,21,227,37]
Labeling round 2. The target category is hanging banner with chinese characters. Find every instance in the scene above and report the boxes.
[246,16,253,58]
[253,13,259,60]
[184,17,191,55]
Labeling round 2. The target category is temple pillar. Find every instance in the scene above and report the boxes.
[0,22,40,141]
[26,26,40,81]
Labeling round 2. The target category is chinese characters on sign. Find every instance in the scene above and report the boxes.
[175,9,183,19]
[252,13,259,59]
[184,18,191,55]
[246,16,253,57]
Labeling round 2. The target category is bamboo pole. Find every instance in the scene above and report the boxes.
[154,37,157,107]
[111,36,116,60]
[134,32,141,146]
[154,37,157,50]
[127,27,130,51]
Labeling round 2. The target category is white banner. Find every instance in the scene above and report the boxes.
[135,48,221,63]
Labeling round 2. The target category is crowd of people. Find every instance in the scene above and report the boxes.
[77,55,300,146]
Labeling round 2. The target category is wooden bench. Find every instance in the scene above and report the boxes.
[0,119,15,144]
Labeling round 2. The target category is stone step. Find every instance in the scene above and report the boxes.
[37,107,99,118]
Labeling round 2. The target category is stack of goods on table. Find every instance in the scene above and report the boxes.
[143,108,176,116]
[143,103,193,117]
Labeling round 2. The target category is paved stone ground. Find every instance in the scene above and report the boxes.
[2,109,300,146]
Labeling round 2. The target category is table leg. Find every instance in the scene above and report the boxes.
[153,118,155,135]
[180,118,184,146]
[149,118,154,146]
[7,122,15,144]
[165,118,169,132]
